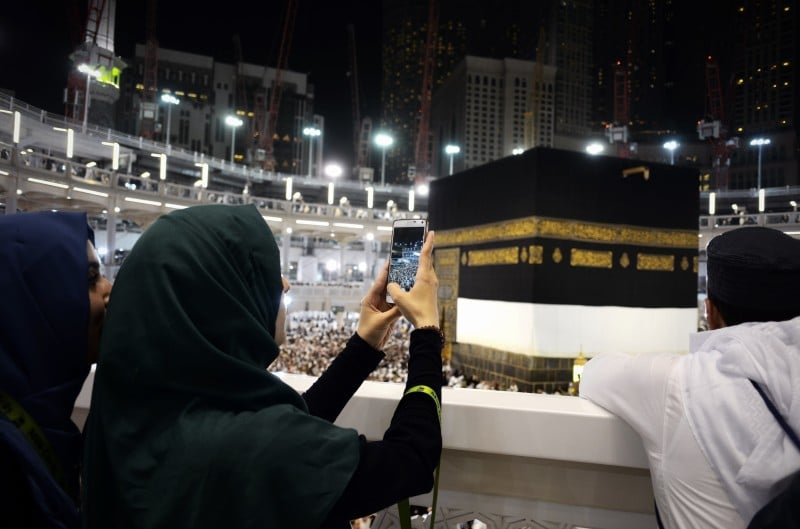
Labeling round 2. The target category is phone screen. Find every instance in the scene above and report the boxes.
[387,224,426,302]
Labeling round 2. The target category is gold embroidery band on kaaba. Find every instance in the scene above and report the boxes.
[460,245,686,272]
[463,245,545,266]
[435,216,697,250]
[571,248,613,268]
[637,253,675,271]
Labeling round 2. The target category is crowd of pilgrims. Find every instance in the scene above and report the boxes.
[270,310,521,391]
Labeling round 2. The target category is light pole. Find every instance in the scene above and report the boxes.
[161,94,179,147]
[750,137,771,189]
[324,163,342,205]
[444,144,460,175]
[663,140,679,165]
[225,115,243,164]
[374,132,394,186]
[78,64,100,133]
[303,126,321,177]
[585,142,605,155]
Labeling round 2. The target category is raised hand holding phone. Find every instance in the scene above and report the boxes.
[357,260,401,350]
[387,230,439,330]
[386,219,428,304]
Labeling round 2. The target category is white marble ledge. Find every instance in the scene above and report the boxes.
[75,368,648,471]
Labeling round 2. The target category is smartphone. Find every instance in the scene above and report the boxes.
[386,218,429,304]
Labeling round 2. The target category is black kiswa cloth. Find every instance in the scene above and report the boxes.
[707,227,800,312]
[82,204,360,529]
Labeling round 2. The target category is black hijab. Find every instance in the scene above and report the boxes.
[83,204,361,528]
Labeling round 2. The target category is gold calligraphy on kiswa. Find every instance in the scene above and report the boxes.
[570,248,613,268]
[465,247,521,266]
[435,215,697,250]
[637,253,675,271]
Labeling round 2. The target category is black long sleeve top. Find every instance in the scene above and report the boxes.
[302,329,443,529]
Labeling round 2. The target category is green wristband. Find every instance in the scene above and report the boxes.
[405,384,441,422]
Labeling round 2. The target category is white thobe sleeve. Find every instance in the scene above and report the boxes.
[579,352,679,446]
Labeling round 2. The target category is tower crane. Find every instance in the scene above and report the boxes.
[697,55,738,190]
[411,0,438,185]
[347,24,372,180]
[256,0,298,172]
[524,26,546,149]
[605,59,631,157]
[139,0,159,139]
[66,0,128,131]
[232,34,249,118]
[605,2,637,158]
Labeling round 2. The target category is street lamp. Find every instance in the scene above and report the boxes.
[444,144,460,175]
[78,64,100,133]
[586,142,605,155]
[225,115,243,164]
[750,137,771,189]
[324,163,343,179]
[303,126,321,178]
[324,163,342,205]
[663,140,679,165]
[161,94,180,146]
[374,132,394,186]
[512,147,524,155]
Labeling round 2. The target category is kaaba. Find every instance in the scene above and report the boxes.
[428,147,699,392]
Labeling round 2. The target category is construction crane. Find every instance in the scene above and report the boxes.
[347,24,372,180]
[697,55,738,190]
[257,0,298,172]
[605,1,641,159]
[139,0,159,139]
[232,34,249,117]
[524,26,546,149]
[605,59,631,157]
[66,0,126,130]
[411,0,438,185]
[65,0,110,120]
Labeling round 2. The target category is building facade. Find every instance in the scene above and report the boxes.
[116,45,315,175]
[728,0,798,189]
[430,56,556,174]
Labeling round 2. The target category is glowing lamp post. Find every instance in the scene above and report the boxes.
[663,140,679,165]
[585,142,605,155]
[303,126,321,178]
[160,94,180,147]
[324,163,342,205]
[750,138,771,189]
[78,64,101,133]
[161,94,180,146]
[225,115,244,164]
[444,144,460,175]
[374,132,394,186]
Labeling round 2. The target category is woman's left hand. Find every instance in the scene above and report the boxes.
[357,260,401,350]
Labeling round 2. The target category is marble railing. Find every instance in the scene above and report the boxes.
[73,369,655,529]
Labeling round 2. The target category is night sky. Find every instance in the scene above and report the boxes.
[0,0,384,166]
[1,2,735,166]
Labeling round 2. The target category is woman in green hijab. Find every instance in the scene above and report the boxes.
[82,204,443,529]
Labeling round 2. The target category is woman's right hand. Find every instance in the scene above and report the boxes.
[387,230,439,329]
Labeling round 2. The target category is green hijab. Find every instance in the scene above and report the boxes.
[82,204,360,529]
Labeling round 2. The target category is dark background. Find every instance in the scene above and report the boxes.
[0,1,383,165]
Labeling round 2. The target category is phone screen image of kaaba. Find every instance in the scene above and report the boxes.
[389,227,425,291]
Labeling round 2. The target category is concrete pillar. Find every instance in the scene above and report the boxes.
[282,229,291,276]
[5,174,18,215]
[364,236,376,282]
[340,242,346,281]
[105,210,117,277]
[4,145,21,214]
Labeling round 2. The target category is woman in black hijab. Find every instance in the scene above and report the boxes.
[83,204,443,529]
